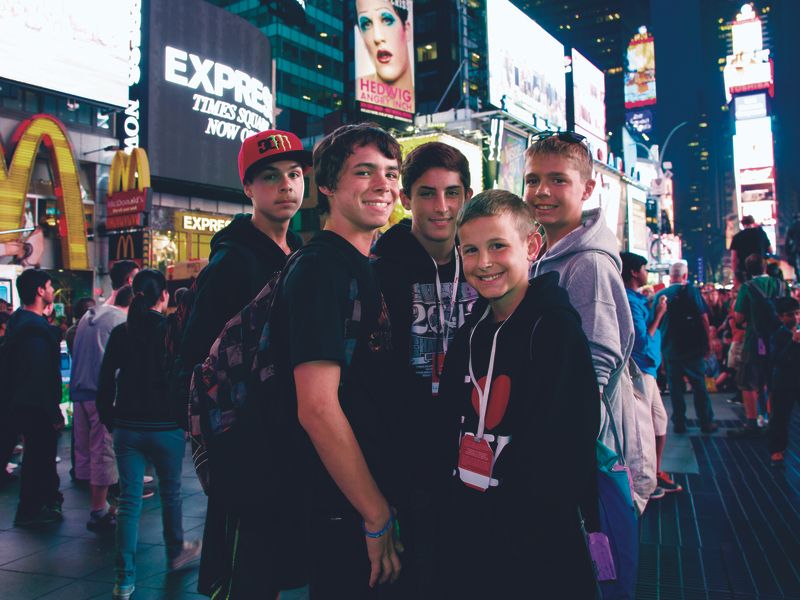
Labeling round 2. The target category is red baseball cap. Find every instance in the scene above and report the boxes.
[238,129,312,183]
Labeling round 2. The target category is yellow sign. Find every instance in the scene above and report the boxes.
[176,212,231,233]
[116,233,136,259]
[109,148,151,195]
[0,114,88,270]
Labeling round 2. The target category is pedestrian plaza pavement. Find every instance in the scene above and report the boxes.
[0,393,798,599]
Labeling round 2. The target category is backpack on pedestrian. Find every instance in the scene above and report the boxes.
[746,280,781,341]
[188,244,360,508]
[667,285,709,356]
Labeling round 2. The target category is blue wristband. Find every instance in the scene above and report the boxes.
[362,512,394,538]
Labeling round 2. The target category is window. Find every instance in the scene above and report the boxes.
[417,42,438,62]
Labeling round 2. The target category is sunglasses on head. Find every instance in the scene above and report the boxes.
[531,130,592,159]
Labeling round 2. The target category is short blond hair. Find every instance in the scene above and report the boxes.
[525,136,593,182]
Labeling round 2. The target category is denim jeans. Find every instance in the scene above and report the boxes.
[666,354,715,427]
[113,427,186,587]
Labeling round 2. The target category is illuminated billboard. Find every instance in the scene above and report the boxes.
[0,1,130,107]
[145,0,274,190]
[572,49,607,157]
[497,130,528,197]
[354,0,415,122]
[626,109,654,135]
[487,0,566,130]
[734,93,768,120]
[624,28,656,109]
[733,116,773,171]
[627,184,649,258]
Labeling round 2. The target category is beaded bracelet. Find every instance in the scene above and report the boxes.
[362,511,394,538]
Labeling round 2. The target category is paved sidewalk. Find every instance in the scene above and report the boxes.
[0,393,798,599]
[638,392,800,600]
[0,438,207,599]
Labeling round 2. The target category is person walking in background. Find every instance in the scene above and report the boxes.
[729,254,783,437]
[767,296,800,466]
[621,252,682,499]
[653,261,717,434]
[97,269,200,600]
[4,269,64,526]
[65,296,96,354]
[70,282,133,532]
[730,215,772,284]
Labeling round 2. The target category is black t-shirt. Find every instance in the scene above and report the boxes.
[731,227,770,266]
[277,231,396,517]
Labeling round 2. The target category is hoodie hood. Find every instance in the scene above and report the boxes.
[536,208,622,274]
[209,213,302,261]
[84,303,125,329]
[371,219,447,274]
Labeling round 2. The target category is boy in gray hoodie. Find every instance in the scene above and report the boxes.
[524,132,655,512]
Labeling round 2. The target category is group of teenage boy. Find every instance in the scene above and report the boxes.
[167,121,670,600]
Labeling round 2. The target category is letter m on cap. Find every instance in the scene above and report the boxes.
[0,114,88,270]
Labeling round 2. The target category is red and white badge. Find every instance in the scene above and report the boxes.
[457,434,494,492]
[431,351,446,396]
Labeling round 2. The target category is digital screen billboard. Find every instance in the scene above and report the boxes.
[733,116,773,171]
[627,184,649,258]
[734,93,767,120]
[487,0,566,130]
[626,109,654,135]
[572,50,606,142]
[145,0,274,190]
[624,30,656,109]
[354,0,415,122]
[497,130,528,197]
[0,0,130,107]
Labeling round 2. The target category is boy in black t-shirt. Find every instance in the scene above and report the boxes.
[371,142,478,597]
[437,190,599,597]
[276,123,402,597]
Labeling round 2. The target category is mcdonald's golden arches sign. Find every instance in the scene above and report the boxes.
[0,114,89,270]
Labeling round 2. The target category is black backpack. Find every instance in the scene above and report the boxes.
[745,280,781,341]
[188,244,361,508]
[667,285,709,356]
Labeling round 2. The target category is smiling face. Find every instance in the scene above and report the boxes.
[402,167,472,248]
[244,160,305,224]
[320,143,399,233]
[459,213,540,320]
[523,153,595,247]
[356,0,410,85]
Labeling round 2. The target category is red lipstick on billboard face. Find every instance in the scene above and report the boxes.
[356,0,411,87]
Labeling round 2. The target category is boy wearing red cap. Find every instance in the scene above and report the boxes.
[175,130,312,598]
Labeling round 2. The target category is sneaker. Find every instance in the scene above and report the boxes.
[700,422,719,434]
[143,475,154,484]
[727,424,761,438]
[650,487,666,500]
[142,486,155,500]
[657,472,683,493]
[727,395,743,405]
[168,540,202,571]
[112,583,135,600]
[86,510,116,532]
[770,451,785,466]
[14,506,63,527]
[757,415,767,428]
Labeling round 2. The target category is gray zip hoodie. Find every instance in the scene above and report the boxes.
[69,303,127,402]
[533,207,634,385]
[532,208,655,512]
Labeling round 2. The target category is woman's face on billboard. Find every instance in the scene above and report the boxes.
[356,0,410,86]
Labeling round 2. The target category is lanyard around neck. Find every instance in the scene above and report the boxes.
[431,250,460,354]
[467,305,512,440]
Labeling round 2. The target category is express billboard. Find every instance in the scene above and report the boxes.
[354,0,415,122]
[624,30,656,109]
[487,0,566,130]
[143,0,273,190]
[0,1,130,107]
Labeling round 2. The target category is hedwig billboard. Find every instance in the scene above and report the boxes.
[126,0,273,190]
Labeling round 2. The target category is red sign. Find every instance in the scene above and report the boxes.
[106,213,146,230]
[107,189,149,216]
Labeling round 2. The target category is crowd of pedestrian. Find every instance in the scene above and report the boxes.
[0,122,796,600]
